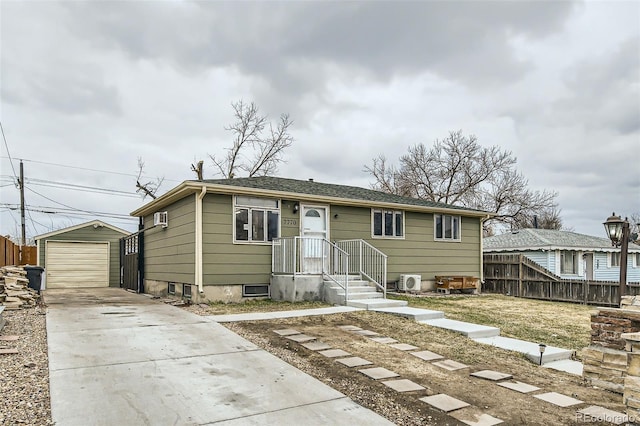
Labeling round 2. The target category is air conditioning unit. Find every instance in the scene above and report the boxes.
[399,274,421,292]
[153,211,168,228]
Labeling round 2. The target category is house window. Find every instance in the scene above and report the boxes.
[434,214,460,241]
[635,253,640,268]
[560,251,578,274]
[611,252,621,267]
[372,209,403,238]
[234,196,280,243]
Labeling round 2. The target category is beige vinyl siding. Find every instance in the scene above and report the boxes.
[330,206,481,281]
[38,225,126,287]
[202,193,272,285]
[144,194,196,284]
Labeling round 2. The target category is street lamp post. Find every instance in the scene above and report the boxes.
[603,213,630,306]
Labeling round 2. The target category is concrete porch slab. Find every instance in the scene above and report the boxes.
[472,336,573,364]
[533,392,583,407]
[382,379,425,392]
[419,394,470,412]
[420,318,500,338]
[369,306,445,321]
[346,299,408,309]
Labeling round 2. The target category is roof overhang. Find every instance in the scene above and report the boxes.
[34,219,130,240]
[484,246,640,253]
[130,181,494,219]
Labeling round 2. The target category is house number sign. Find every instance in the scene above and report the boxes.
[283,219,298,226]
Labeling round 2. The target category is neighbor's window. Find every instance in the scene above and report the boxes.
[434,214,460,241]
[611,252,621,267]
[234,196,280,243]
[372,209,404,238]
[560,251,578,274]
[636,253,640,268]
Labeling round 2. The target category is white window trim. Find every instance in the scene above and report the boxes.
[233,196,281,245]
[433,214,462,242]
[371,209,405,239]
[608,252,622,268]
[560,250,579,275]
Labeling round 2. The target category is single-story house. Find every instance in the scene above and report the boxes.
[483,228,640,283]
[35,220,130,289]
[130,177,491,304]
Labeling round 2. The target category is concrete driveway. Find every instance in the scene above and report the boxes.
[46,288,392,425]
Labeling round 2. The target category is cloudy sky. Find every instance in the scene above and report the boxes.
[1,0,638,242]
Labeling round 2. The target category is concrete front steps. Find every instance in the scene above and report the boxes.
[369,305,580,374]
[324,278,408,309]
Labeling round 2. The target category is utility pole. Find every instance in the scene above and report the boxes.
[19,160,26,263]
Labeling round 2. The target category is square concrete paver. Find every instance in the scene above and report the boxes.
[337,357,374,368]
[497,381,540,394]
[389,343,419,351]
[285,334,316,343]
[433,359,469,371]
[419,394,470,412]
[411,350,444,362]
[457,413,504,426]
[533,392,583,407]
[370,337,398,344]
[319,349,351,358]
[577,406,628,425]
[470,370,513,381]
[358,367,400,380]
[273,329,300,336]
[338,325,362,331]
[301,341,332,351]
[382,379,425,392]
[355,330,379,336]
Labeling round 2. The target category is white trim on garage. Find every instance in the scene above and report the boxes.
[45,240,110,288]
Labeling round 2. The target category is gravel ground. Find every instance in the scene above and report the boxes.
[0,306,52,425]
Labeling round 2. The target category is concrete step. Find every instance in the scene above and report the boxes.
[473,335,573,364]
[370,306,445,321]
[347,298,408,309]
[420,318,500,338]
[329,285,378,294]
[336,292,383,300]
[543,359,583,376]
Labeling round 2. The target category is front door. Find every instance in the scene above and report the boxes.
[584,253,594,281]
[301,206,328,274]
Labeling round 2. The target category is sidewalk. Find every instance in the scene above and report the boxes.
[45,288,392,425]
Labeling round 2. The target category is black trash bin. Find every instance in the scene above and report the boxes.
[24,266,45,293]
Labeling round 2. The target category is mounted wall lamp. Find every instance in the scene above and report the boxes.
[292,203,299,214]
[333,214,339,219]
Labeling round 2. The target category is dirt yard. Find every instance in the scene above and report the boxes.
[188,297,623,425]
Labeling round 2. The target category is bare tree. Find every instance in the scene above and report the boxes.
[135,157,164,200]
[365,130,559,233]
[210,100,294,179]
[191,160,204,181]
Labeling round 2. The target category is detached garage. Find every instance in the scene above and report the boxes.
[35,220,130,289]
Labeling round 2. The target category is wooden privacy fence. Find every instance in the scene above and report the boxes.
[483,254,640,307]
[1,235,37,266]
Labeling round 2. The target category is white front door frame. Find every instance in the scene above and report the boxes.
[300,205,330,274]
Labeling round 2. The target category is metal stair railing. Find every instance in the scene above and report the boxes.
[335,239,387,299]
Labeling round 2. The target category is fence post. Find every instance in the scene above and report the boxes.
[584,281,589,305]
[518,254,523,297]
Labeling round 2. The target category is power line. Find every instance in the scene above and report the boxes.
[0,122,18,181]
[25,177,140,198]
[24,186,136,219]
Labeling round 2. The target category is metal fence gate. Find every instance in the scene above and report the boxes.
[120,232,143,293]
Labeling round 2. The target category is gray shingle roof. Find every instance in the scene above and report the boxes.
[484,228,640,252]
[197,176,487,213]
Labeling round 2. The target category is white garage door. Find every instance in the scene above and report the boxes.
[46,241,110,288]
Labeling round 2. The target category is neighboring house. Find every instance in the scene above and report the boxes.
[35,220,130,289]
[130,177,490,303]
[483,228,640,283]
